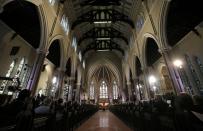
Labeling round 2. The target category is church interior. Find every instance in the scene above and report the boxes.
[0,0,203,130]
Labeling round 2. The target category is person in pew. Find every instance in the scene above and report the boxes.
[1,89,31,117]
[55,98,65,118]
[34,97,52,115]
[175,93,203,130]
[192,95,203,113]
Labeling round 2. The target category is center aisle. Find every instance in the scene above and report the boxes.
[76,110,132,131]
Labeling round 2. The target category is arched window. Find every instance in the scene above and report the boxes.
[194,56,203,74]
[72,37,77,52]
[83,61,85,69]
[79,52,82,62]
[64,80,72,101]
[113,81,118,99]
[89,81,94,99]
[15,58,25,78]
[0,61,15,93]
[185,55,202,92]
[61,14,69,34]
[136,14,144,33]
[100,81,108,98]
[49,0,55,5]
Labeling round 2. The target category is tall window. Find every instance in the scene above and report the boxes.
[72,37,77,52]
[100,81,108,98]
[14,58,25,78]
[185,55,202,92]
[49,0,55,5]
[61,15,69,34]
[82,61,85,69]
[90,82,94,99]
[136,14,144,33]
[194,56,203,74]
[78,52,82,62]
[113,81,118,99]
[0,61,15,93]
[11,58,25,88]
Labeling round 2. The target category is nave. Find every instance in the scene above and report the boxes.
[76,110,132,131]
[0,0,203,131]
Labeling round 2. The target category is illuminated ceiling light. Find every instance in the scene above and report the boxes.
[96,38,111,40]
[94,21,112,24]
[173,59,183,68]
[149,75,156,84]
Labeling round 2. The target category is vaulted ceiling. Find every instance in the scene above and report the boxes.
[64,0,141,58]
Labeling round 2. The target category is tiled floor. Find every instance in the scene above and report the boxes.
[76,110,132,131]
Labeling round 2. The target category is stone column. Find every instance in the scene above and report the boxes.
[56,68,65,99]
[27,49,46,96]
[132,78,138,101]
[127,82,132,102]
[159,48,182,94]
[75,82,81,102]
[142,67,151,100]
[69,77,75,101]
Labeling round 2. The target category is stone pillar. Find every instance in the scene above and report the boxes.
[27,49,46,96]
[127,82,132,102]
[142,67,151,100]
[69,77,75,101]
[56,68,65,99]
[75,82,81,102]
[159,48,182,94]
[132,78,138,101]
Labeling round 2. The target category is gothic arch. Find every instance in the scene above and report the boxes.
[0,0,47,50]
[46,39,62,68]
[142,34,161,68]
[166,0,203,47]
[47,35,66,68]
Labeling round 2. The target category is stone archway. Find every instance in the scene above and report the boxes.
[166,0,203,47]
[0,1,41,49]
[37,39,62,97]
[0,1,48,96]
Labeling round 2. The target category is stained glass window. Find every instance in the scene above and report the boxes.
[72,37,77,52]
[100,81,108,98]
[0,61,15,93]
[14,58,25,78]
[49,0,55,5]
[185,55,202,92]
[136,14,144,33]
[61,15,69,34]
[194,56,203,74]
